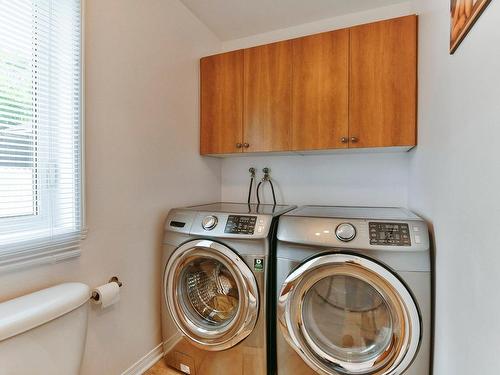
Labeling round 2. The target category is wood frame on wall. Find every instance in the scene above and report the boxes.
[450,0,492,54]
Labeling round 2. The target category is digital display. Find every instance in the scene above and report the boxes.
[224,215,257,235]
[369,222,411,246]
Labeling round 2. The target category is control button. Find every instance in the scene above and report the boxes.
[201,215,218,230]
[258,218,265,224]
[335,223,356,242]
[413,226,420,232]
[414,235,421,244]
[257,225,264,233]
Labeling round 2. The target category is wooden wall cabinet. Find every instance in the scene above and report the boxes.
[200,50,243,155]
[349,16,417,148]
[244,41,292,152]
[200,15,417,156]
[292,29,349,151]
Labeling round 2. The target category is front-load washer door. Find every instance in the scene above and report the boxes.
[278,253,421,375]
[164,239,259,351]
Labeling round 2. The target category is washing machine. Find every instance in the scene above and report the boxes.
[276,206,431,375]
[161,202,296,375]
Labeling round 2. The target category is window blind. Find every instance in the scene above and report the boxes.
[0,0,84,270]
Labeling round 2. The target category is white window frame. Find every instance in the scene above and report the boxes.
[0,0,86,272]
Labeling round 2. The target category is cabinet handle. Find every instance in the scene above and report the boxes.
[340,137,348,144]
[243,143,250,148]
[350,137,359,143]
[236,143,242,148]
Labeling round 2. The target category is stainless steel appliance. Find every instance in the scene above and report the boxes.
[161,202,295,375]
[276,206,431,375]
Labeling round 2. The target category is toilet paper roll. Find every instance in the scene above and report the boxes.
[92,282,120,309]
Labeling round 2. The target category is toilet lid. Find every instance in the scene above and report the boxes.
[0,282,90,341]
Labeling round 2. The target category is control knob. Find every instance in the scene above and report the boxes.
[336,223,356,242]
[202,215,218,230]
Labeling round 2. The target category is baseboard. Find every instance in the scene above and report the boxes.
[122,343,164,375]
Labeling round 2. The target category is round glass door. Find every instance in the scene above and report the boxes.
[180,257,239,327]
[302,275,393,365]
[164,240,259,351]
[278,254,421,375]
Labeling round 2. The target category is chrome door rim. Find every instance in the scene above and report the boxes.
[278,253,421,375]
[164,239,259,351]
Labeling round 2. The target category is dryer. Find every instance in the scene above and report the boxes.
[276,206,431,375]
[161,202,295,375]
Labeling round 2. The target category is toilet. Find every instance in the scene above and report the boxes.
[0,283,90,375]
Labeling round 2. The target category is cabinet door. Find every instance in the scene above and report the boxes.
[200,51,243,155]
[243,41,292,152]
[292,29,349,150]
[349,15,417,148]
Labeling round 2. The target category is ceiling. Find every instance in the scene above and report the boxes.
[180,0,408,41]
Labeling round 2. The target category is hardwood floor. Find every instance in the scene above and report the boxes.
[144,358,182,375]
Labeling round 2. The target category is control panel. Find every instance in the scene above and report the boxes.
[224,215,257,235]
[369,222,411,246]
[166,210,275,239]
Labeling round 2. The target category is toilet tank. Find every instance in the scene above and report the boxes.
[0,283,90,375]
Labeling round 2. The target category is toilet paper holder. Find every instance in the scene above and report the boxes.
[91,276,123,302]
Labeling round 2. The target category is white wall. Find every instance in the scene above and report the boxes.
[0,1,221,374]
[409,1,500,373]
[222,153,410,207]
[220,3,415,208]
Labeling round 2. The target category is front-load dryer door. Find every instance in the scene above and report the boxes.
[278,253,421,375]
[164,239,259,351]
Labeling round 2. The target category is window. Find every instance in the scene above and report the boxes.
[0,0,84,270]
